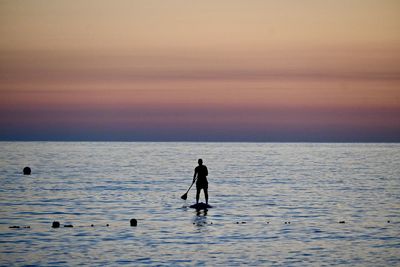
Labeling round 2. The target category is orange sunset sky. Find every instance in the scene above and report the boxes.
[0,0,399,141]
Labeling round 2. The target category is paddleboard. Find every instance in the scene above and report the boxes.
[189,202,213,209]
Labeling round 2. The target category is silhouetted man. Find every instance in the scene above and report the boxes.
[193,159,209,204]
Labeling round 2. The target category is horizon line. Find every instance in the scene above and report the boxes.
[0,140,399,144]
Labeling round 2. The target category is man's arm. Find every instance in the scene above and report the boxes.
[193,168,197,183]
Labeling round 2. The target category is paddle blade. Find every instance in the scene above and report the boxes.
[181,193,188,200]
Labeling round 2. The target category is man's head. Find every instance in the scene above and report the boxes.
[198,159,203,165]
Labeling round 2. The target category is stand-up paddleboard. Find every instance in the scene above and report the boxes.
[189,202,213,210]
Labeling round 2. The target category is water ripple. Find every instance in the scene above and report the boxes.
[0,142,399,266]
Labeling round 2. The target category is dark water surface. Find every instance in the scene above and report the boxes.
[0,142,399,266]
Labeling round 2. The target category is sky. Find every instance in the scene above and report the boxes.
[0,0,399,141]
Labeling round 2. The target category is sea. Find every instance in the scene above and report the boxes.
[0,142,399,266]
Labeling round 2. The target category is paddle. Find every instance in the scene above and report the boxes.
[181,179,196,200]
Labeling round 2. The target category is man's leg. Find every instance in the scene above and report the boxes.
[204,188,208,204]
[196,187,200,204]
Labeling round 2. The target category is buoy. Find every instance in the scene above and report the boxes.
[52,221,60,228]
[130,219,137,227]
[23,167,31,175]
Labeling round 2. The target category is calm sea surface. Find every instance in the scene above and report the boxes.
[0,142,399,266]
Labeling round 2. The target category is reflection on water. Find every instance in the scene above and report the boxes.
[193,209,208,226]
[0,142,399,266]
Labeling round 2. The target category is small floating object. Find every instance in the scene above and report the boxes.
[106,224,109,227]
[9,225,30,229]
[130,219,137,227]
[23,167,31,175]
[189,202,212,210]
[387,220,391,223]
[64,224,73,228]
[284,222,291,224]
[266,222,270,224]
[52,221,60,228]
[91,224,94,227]
[339,221,346,224]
